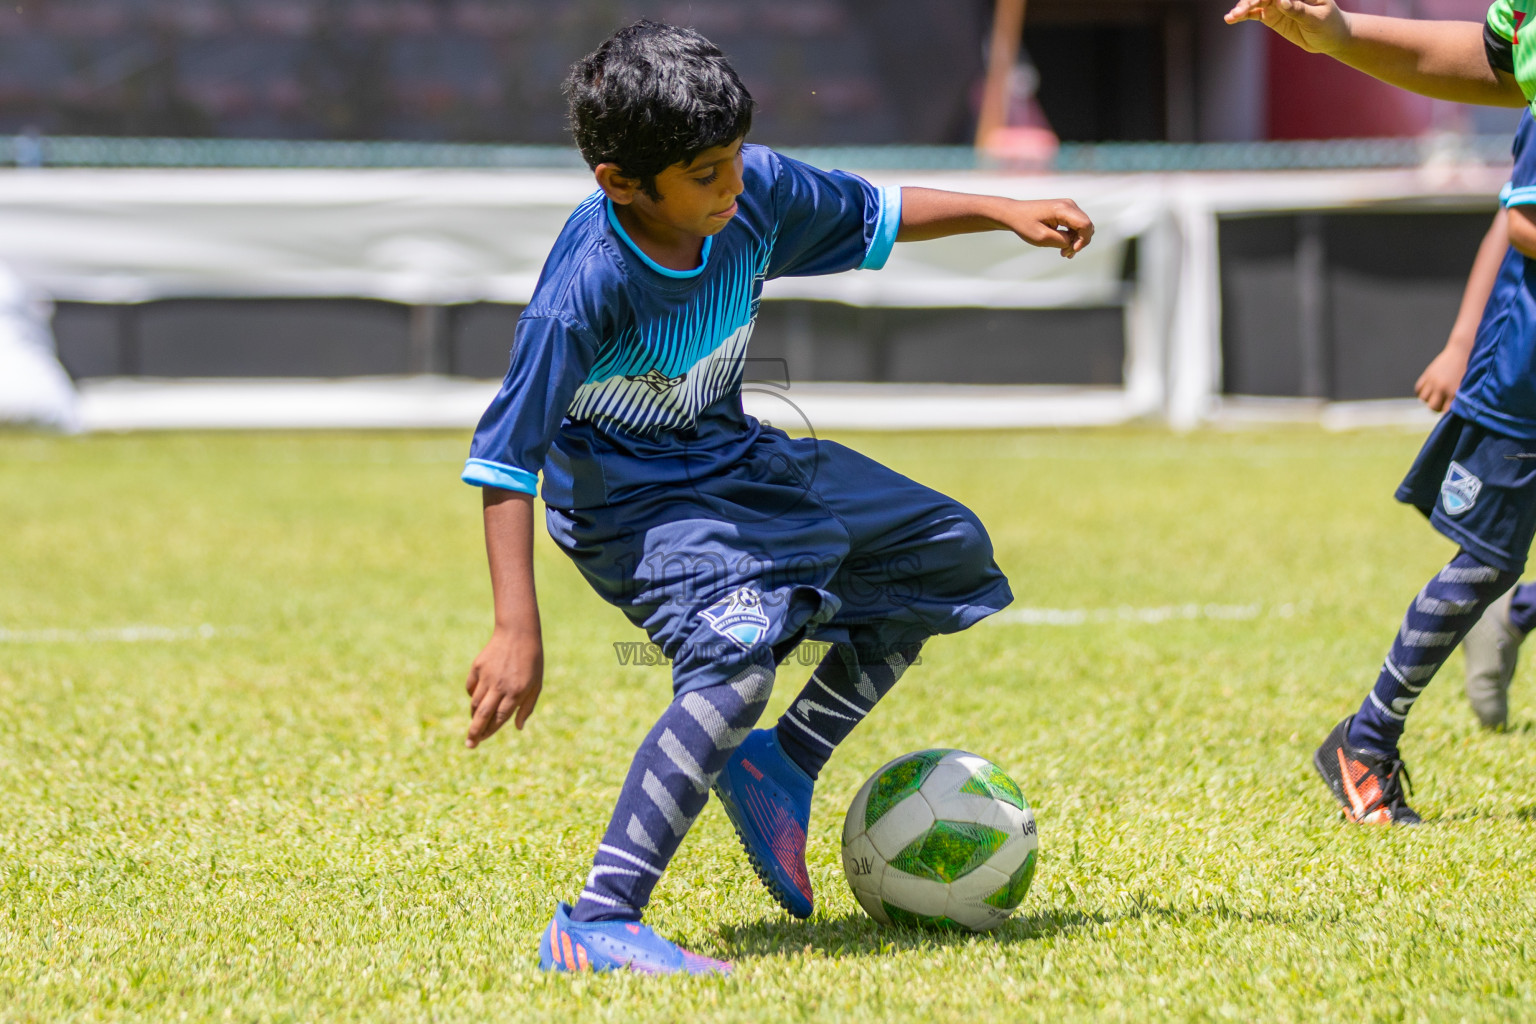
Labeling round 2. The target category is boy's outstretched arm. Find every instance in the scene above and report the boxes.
[1224,0,1524,106]
[464,487,544,748]
[897,188,1094,258]
[1417,212,1506,411]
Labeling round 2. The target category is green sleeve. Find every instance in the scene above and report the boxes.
[1486,0,1536,105]
[1487,0,1517,43]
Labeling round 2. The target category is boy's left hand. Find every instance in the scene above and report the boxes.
[1416,344,1469,412]
[1008,199,1095,259]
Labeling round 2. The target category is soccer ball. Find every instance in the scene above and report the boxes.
[841,749,1037,932]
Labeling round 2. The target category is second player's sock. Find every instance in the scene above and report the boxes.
[1507,581,1536,635]
[1348,551,1517,757]
[775,640,924,780]
[570,666,773,923]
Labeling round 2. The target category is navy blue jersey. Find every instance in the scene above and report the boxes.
[462,144,900,508]
[1453,111,1536,438]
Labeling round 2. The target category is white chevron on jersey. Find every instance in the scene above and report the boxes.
[567,319,756,436]
[563,241,765,438]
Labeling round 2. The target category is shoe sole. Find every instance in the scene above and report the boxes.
[713,780,813,920]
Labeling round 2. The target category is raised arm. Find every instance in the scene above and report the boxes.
[1224,0,1526,107]
[464,487,544,748]
[896,187,1094,258]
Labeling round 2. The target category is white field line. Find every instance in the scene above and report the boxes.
[2,607,1294,641]
[988,603,1303,627]
[0,624,245,643]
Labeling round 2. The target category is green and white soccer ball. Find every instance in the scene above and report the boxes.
[841,749,1038,932]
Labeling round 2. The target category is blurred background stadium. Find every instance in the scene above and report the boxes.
[0,0,1526,431]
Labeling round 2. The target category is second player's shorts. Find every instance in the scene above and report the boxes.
[1397,412,1536,573]
[546,427,1014,695]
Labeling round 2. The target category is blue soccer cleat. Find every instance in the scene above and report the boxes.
[713,728,815,919]
[538,902,732,975]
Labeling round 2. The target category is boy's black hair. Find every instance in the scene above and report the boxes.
[565,21,754,199]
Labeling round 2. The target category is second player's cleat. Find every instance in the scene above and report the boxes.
[1312,716,1421,825]
[1463,588,1523,730]
[713,728,815,919]
[538,902,732,975]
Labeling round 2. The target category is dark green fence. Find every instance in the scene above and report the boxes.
[2,134,1518,173]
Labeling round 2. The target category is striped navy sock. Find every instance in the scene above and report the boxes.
[569,665,773,923]
[775,640,924,781]
[1348,551,1517,756]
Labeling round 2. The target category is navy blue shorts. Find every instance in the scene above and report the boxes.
[1397,413,1536,574]
[546,428,1014,695]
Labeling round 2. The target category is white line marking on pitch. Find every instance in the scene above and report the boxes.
[0,624,246,643]
[987,603,1302,627]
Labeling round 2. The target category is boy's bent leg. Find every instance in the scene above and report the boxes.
[713,636,923,919]
[711,439,1011,913]
[1346,551,1517,756]
[759,442,1009,792]
[570,664,774,923]
[712,728,816,918]
[776,637,926,781]
[1315,550,1517,824]
[808,439,1013,639]
[1361,413,1536,753]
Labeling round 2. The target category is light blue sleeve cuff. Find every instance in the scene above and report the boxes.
[461,458,538,494]
[858,185,902,271]
[1503,183,1536,207]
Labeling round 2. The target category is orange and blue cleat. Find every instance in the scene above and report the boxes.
[538,903,731,975]
[1312,716,1421,825]
[713,728,815,919]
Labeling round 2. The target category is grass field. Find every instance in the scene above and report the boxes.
[3,426,1535,1022]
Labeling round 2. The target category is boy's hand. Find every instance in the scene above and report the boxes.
[1008,199,1095,259]
[464,627,544,748]
[1415,346,1467,412]
[1224,0,1350,54]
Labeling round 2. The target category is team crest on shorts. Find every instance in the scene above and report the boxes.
[1441,461,1482,516]
[699,587,770,650]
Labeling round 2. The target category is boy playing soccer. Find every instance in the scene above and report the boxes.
[1226,0,1536,822]
[459,21,1094,972]
[1415,129,1536,731]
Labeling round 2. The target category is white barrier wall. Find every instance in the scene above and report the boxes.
[0,163,1509,430]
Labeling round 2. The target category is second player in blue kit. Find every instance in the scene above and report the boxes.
[1330,107,1536,822]
[458,21,1094,973]
[1226,0,1536,825]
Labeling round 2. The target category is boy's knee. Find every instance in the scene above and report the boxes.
[942,507,997,582]
[877,506,1000,610]
[674,662,774,747]
[1445,550,1522,598]
[722,663,773,711]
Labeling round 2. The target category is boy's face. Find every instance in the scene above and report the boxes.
[601,138,746,239]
